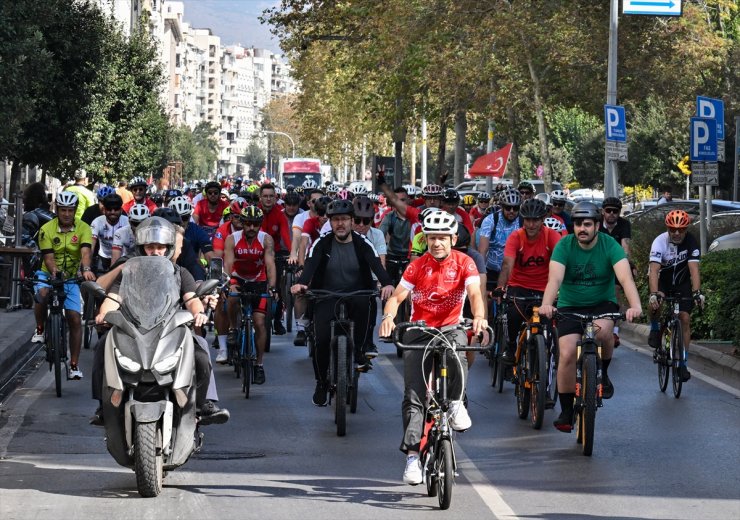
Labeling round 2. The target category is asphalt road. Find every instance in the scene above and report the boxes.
[1,327,739,519]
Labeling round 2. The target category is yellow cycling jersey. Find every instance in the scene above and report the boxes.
[38,218,93,278]
[65,184,96,221]
[411,231,427,256]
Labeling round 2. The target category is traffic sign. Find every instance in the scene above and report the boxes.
[606,141,628,161]
[691,162,718,186]
[604,105,627,142]
[690,118,717,162]
[623,0,682,16]
[696,96,725,140]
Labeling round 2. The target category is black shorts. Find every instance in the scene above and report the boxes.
[556,301,619,338]
[486,269,500,290]
[659,286,695,313]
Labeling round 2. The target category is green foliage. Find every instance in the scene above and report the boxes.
[546,106,603,186]
[168,123,219,181]
[690,250,740,345]
[243,142,266,179]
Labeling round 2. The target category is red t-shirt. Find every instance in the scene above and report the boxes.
[231,230,267,282]
[123,197,158,215]
[212,221,238,253]
[469,205,485,226]
[504,227,562,292]
[400,249,480,328]
[259,205,291,252]
[454,207,474,236]
[193,199,228,228]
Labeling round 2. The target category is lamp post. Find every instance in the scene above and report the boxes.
[255,130,295,158]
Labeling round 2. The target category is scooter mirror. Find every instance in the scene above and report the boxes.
[195,278,220,297]
[81,280,107,300]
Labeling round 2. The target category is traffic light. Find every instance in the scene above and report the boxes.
[677,155,691,176]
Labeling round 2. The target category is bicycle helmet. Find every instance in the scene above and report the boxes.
[97,185,115,199]
[544,217,564,231]
[240,205,264,222]
[294,186,304,195]
[102,193,123,209]
[135,216,176,258]
[419,206,442,223]
[285,184,295,193]
[478,192,492,202]
[313,196,332,216]
[352,196,374,218]
[442,188,460,204]
[535,192,551,206]
[152,207,183,227]
[127,203,150,223]
[453,225,471,249]
[665,209,690,228]
[150,192,164,205]
[462,194,476,206]
[56,191,79,208]
[165,189,183,199]
[168,196,193,217]
[571,201,601,220]
[519,198,548,219]
[602,196,622,210]
[422,211,458,235]
[367,193,380,203]
[422,184,443,198]
[229,197,249,215]
[550,189,568,203]
[204,180,221,192]
[352,184,368,196]
[498,188,522,207]
[129,176,148,189]
[518,181,535,194]
[326,199,354,216]
[283,192,300,206]
[302,178,318,189]
[325,183,340,194]
[335,188,353,201]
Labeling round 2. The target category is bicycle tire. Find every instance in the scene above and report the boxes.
[48,313,64,398]
[496,317,508,394]
[671,320,684,398]
[546,328,559,408]
[335,335,348,436]
[489,320,500,388]
[244,321,254,398]
[264,300,273,353]
[437,438,454,510]
[581,354,597,456]
[83,297,95,350]
[349,366,359,413]
[284,271,294,333]
[530,335,547,430]
[516,350,530,420]
[657,327,670,393]
[424,445,437,497]
[243,357,252,398]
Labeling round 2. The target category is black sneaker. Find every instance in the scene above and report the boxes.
[602,374,614,399]
[680,366,691,382]
[501,350,515,365]
[553,409,574,432]
[364,343,379,359]
[648,330,661,349]
[294,330,307,346]
[227,329,238,348]
[198,400,230,426]
[273,319,286,335]
[253,365,266,385]
[313,380,328,406]
[89,406,104,426]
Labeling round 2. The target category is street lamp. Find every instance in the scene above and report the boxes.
[254,130,295,158]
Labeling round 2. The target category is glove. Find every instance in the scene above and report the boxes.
[649,293,662,306]
[493,286,505,298]
[693,290,705,308]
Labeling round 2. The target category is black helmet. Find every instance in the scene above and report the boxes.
[135,216,176,259]
[352,196,374,218]
[571,201,601,220]
[204,181,221,192]
[602,197,622,210]
[240,205,264,222]
[102,193,123,209]
[442,188,460,203]
[519,198,548,219]
[518,181,535,194]
[153,207,183,226]
[313,196,332,216]
[326,199,354,216]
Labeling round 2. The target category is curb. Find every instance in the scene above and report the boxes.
[0,309,41,392]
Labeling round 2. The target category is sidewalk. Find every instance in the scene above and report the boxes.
[0,308,40,393]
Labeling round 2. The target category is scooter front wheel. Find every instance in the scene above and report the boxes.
[134,421,164,497]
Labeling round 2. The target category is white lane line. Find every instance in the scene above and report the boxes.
[0,373,50,458]
[375,354,520,519]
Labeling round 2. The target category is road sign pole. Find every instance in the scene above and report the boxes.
[604,0,619,197]
[734,115,739,201]
[421,116,428,187]
[486,120,494,194]
[698,184,707,255]
[707,183,713,233]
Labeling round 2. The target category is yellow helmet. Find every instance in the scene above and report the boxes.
[462,194,476,206]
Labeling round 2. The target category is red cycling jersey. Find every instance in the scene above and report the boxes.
[400,249,480,328]
[212,221,239,253]
[259,205,291,252]
[193,199,228,228]
[504,227,562,292]
[231,230,267,282]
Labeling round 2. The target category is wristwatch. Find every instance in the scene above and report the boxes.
[82,267,92,272]
[381,313,395,321]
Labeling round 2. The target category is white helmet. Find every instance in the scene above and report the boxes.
[302,178,318,189]
[544,217,564,231]
[550,190,568,203]
[325,183,339,193]
[352,184,368,195]
[168,196,193,217]
[422,211,458,235]
[535,192,551,206]
[419,206,442,223]
[128,203,151,223]
[402,184,416,196]
[56,191,79,208]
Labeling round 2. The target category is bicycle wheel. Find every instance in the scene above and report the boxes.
[264,300,273,353]
[657,327,670,393]
[580,354,597,456]
[546,328,559,408]
[284,271,294,333]
[530,335,547,430]
[82,296,95,350]
[243,322,254,398]
[496,318,508,394]
[671,321,684,399]
[489,320,500,388]
[424,445,437,497]
[47,313,63,398]
[515,351,530,420]
[437,438,454,510]
[335,335,348,436]
[349,366,359,414]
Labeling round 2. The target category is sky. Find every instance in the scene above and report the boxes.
[181,0,282,53]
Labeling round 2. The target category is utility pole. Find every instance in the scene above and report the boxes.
[735,116,740,201]
[604,0,619,197]
[421,117,428,186]
[486,120,494,194]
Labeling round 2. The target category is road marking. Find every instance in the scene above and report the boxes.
[375,354,520,519]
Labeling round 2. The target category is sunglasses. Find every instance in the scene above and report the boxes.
[502,205,520,211]
[241,221,262,227]
[603,208,619,214]
[104,206,122,211]
[519,190,533,195]
[131,187,146,192]
[668,227,686,233]
[353,217,372,225]
[553,202,565,207]
[206,190,220,195]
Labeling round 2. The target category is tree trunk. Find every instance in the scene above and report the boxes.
[436,109,449,184]
[453,109,467,187]
[507,106,520,186]
[527,56,553,194]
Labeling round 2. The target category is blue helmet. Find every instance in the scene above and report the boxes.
[97,185,115,199]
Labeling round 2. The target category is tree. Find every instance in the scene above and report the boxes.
[243,142,266,180]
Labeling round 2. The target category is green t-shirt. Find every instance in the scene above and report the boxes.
[411,231,427,256]
[550,232,626,308]
[38,218,93,278]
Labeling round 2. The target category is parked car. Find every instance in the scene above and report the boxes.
[455,179,562,198]
[709,230,740,252]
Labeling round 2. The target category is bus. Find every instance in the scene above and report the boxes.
[279,158,322,189]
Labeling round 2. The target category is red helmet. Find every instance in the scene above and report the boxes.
[229,197,249,215]
[665,210,690,228]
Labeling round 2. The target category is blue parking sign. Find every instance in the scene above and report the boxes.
[696,96,725,140]
[604,105,626,142]
[690,117,717,162]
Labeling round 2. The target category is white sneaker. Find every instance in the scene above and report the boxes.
[215,348,228,364]
[403,455,423,485]
[31,331,45,343]
[68,365,83,380]
[449,400,472,431]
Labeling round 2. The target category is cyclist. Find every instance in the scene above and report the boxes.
[647,210,703,382]
[538,202,642,432]
[65,169,96,221]
[111,203,150,263]
[223,206,277,385]
[282,191,304,228]
[440,188,475,235]
[378,186,412,283]
[90,194,128,273]
[518,181,536,202]
[469,191,491,227]
[82,185,115,225]
[478,188,523,292]
[122,176,158,214]
[550,190,571,232]
[32,191,96,380]
[192,181,229,237]
[379,211,487,485]
[168,196,214,262]
[461,194,476,213]
[291,199,394,407]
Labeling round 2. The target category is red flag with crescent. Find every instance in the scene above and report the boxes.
[468,143,512,178]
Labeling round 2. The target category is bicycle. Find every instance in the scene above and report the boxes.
[305,289,379,436]
[555,311,623,456]
[653,295,694,398]
[393,319,492,510]
[489,298,507,394]
[228,275,272,399]
[280,262,301,333]
[81,290,96,350]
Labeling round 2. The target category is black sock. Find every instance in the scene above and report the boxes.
[559,392,575,414]
[602,358,611,378]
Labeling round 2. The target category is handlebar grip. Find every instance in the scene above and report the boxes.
[392,320,427,346]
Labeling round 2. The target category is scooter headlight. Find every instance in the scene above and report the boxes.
[114,348,142,373]
[153,348,182,374]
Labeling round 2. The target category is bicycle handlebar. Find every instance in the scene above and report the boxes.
[304,289,379,300]
[555,312,625,322]
[392,320,494,352]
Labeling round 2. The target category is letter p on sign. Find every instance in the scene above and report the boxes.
[690,117,717,162]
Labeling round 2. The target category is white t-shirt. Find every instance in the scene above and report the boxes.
[292,211,312,232]
[91,215,129,258]
[111,225,136,258]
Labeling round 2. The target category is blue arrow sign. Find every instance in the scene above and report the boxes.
[624,0,682,16]
[690,117,717,162]
[696,96,725,140]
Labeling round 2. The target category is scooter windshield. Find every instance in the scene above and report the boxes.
[119,256,180,330]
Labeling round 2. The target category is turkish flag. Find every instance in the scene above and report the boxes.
[468,143,512,177]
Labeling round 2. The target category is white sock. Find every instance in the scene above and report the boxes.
[217,335,227,350]
[613,326,619,335]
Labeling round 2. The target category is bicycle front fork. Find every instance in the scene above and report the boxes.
[574,343,604,410]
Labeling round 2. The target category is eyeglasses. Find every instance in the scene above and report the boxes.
[353,217,372,225]
[553,202,565,208]
[603,208,619,214]
[502,205,520,211]
[206,190,220,196]
[241,221,262,227]
[131,187,146,192]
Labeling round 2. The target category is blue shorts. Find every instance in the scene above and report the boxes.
[33,271,82,314]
